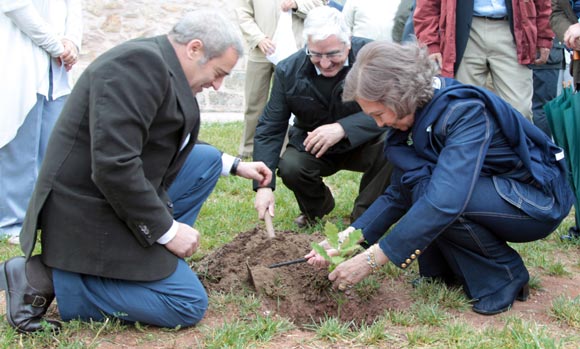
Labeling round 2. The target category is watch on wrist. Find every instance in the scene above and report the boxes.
[230,157,241,175]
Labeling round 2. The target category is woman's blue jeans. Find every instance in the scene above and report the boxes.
[418,176,559,300]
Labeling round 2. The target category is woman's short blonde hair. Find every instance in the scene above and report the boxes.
[343,41,438,117]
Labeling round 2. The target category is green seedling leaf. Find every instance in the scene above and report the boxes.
[311,242,331,261]
[329,256,345,272]
[341,244,363,255]
[312,222,365,272]
[330,256,345,265]
[341,230,363,251]
[325,221,340,248]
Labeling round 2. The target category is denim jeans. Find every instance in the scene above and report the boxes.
[53,259,208,328]
[418,176,557,299]
[0,93,67,238]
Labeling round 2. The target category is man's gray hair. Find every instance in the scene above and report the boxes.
[169,9,244,63]
[343,41,438,117]
[303,6,351,45]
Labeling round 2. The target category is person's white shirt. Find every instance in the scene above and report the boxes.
[0,0,83,148]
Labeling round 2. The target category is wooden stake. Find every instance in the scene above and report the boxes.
[264,212,275,239]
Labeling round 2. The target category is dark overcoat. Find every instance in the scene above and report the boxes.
[21,35,200,282]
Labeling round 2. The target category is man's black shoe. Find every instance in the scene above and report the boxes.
[294,214,315,228]
[0,256,61,333]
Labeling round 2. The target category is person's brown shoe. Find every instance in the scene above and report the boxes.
[0,256,61,333]
[294,214,315,228]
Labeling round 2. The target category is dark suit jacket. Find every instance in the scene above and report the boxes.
[21,36,200,281]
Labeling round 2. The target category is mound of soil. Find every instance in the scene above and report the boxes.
[194,228,412,325]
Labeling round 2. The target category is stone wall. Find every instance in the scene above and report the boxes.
[76,0,246,113]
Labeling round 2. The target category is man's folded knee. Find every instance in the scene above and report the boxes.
[168,292,209,328]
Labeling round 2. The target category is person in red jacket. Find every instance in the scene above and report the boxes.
[413,0,553,121]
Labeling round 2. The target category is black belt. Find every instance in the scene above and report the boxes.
[475,15,508,21]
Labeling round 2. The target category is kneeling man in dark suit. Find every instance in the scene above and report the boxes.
[0,9,272,333]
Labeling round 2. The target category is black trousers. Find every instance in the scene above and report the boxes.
[278,133,392,222]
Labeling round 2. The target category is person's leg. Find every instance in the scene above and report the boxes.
[429,177,556,314]
[278,147,337,220]
[531,68,559,137]
[415,243,458,285]
[238,60,274,158]
[340,133,392,221]
[435,220,529,298]
[167,144,222,227]
[53,259,207,328]
[39,95,67,167]
[481,19,533,120]
[455,17,491,88]
[435,220,530,314]
[401,1,415,43]
[0,255,61,333]
[0,95,43,238]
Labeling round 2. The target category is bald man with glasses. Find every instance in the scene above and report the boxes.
[253,6,392,228]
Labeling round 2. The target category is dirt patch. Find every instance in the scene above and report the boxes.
[2,228,580,347]
[194,228,414,325]
[194,228,580,329]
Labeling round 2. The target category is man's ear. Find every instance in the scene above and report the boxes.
[344,38,352,54]
[186,39,204,60]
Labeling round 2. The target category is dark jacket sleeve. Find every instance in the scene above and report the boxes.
[351,167,410,245]
[414,0,443,55]
[336,111,387,149]
[550,0,576,43]
[253,64,292,190]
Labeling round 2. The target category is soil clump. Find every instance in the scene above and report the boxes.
[194,229,412,325]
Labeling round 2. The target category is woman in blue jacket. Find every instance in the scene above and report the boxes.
[306,41,574,315]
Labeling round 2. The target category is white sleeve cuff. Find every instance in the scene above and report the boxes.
[157,220,178,244]
[221,153,236,176]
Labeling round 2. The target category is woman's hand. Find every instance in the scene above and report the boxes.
[328,251,373,291]
[57,38,79,71]
[329,244,389,291]
[305,240,338,269]
[305,227,360,269]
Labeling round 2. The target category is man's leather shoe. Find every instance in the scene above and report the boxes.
[472,274,530,316]
[294,214,314,228]
[0,256,61,333]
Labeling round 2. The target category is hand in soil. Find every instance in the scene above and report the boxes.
[328,251,373,290]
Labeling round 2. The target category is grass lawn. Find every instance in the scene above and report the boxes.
[1,121,580,348]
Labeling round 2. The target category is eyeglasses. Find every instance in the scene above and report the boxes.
[305,46,346,61]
